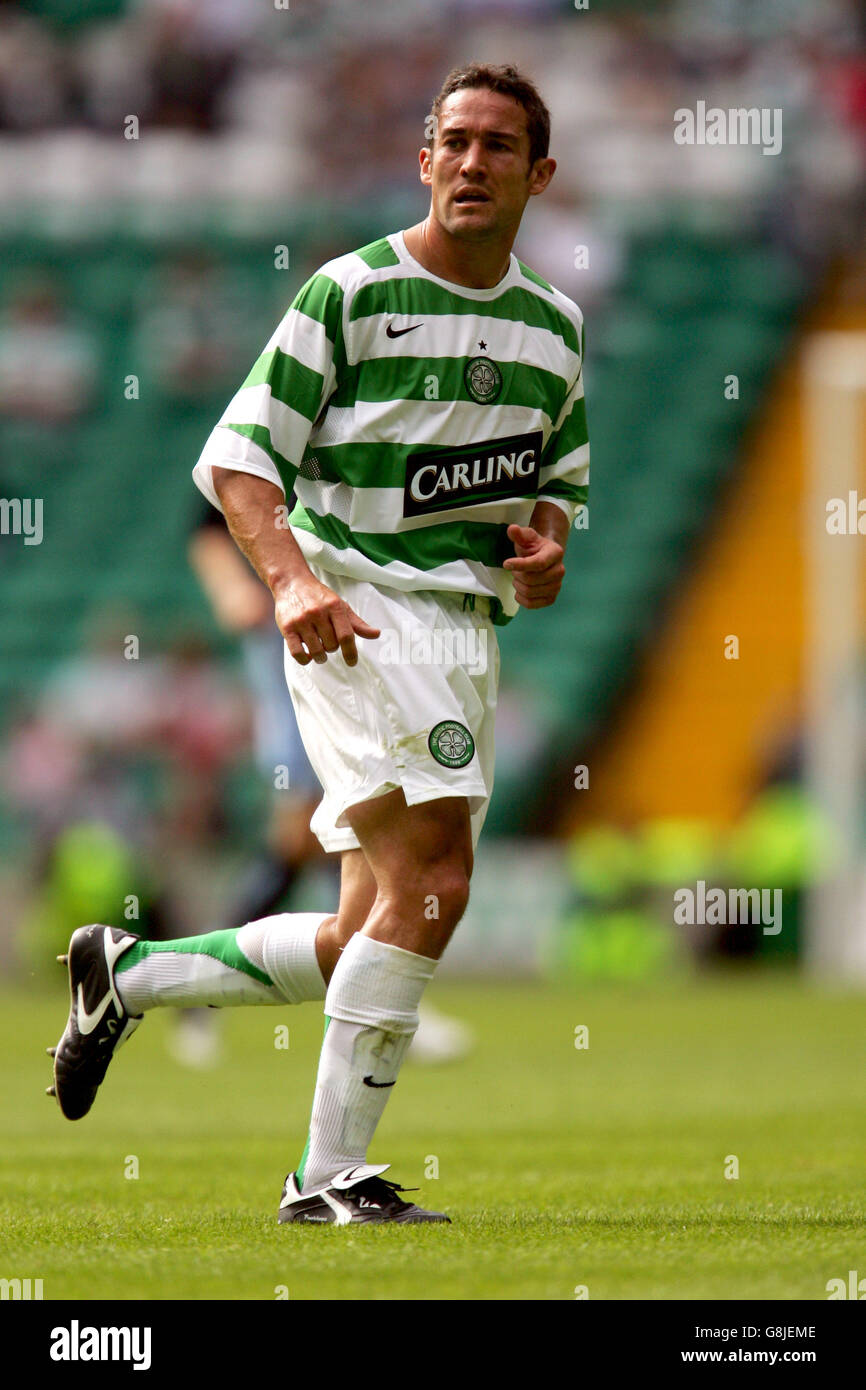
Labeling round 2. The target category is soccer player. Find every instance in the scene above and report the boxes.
[48,63,589,1225]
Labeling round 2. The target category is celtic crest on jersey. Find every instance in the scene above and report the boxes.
[464,355,503,404]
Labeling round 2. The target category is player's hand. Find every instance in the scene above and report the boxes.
[215,581,273,634]
[273,574,380,667]
[503,524,565,609]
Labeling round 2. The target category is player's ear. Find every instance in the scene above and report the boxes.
[528,156,556,197]
[419,147,433,187]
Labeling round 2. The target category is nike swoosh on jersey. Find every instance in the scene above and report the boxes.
[385,322,422,338]
[363,1075,396,1088]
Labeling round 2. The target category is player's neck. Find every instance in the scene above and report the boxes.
[403,219,513,290]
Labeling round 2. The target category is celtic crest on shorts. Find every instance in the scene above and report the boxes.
[464,356,503,404]
[428,720,476,768]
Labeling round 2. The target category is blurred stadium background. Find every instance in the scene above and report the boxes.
[1,0,865,990]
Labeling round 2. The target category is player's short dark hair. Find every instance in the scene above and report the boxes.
[428,63,551,167]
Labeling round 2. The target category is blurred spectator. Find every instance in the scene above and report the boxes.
[0,9,67,131]
[2,605,251,970]
[137,1,240,133]
[2,708,85,843]
[0,276,98,423]
[133,253,262,403]
[73,11,154,132]
[313,35,451,196]
[75,0,264,133]
[21,606,247,849]
[154,632,250,845]
[515,186,624,313]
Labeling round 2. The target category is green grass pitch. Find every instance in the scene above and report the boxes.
[2,971,865,1300]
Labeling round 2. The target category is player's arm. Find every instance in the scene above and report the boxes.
[188,523,272,633]
[212,465,379,666]
[504,500,569,609]
[507,316,590,610]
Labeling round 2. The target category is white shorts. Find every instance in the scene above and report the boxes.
[281,565,500,853]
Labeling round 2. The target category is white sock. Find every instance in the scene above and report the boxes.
[257,913,329,1004]
[297,933,437,1194]
[115,914,327,1014]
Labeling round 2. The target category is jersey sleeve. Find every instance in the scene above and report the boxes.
[192,272,345,511]
[537,316,589,527]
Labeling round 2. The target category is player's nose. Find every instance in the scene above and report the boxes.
[459,141,487,177]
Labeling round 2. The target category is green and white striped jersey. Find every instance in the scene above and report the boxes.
[193,230,588,624]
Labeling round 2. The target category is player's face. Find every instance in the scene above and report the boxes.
[420,89,555,241]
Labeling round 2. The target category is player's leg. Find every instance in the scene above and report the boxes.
[279,789,470,1223]
[46,845,377,1120]
[166,801,318,1069]
[275,574,494,1220]
[314,847,373,980]
[120,842,372,1009]
[316,849,474,1061]
[316,845,473,1073]
[94,846,374,1015]
[47,911,326,1121]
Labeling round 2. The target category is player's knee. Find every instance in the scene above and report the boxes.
[424,864,470,932]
